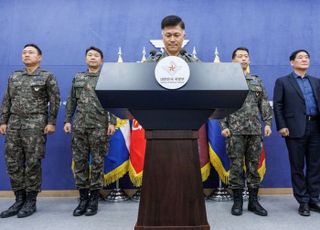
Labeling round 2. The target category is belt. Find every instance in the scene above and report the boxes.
[306,115,319,121]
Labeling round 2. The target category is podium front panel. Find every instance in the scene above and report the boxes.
[96,62,248,130]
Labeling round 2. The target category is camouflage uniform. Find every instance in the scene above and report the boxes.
[65,71,116,190]
[0,68,60,192]
[220,74,272,189]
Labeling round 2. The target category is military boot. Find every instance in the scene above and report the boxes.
[73,189,89,216]
[17,191,38,218]
[85,190,99,216]
[248,188,268,216]
[231,189,243,216]
[0,190,26,218]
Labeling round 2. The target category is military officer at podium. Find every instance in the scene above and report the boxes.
[220,47,272,216]
[64,46,116,216]
[149,15,199,63]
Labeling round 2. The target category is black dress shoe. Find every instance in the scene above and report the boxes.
[309,203,320,213]
[298,203,310,216]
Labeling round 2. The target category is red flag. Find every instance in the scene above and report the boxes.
[128,119,146,186]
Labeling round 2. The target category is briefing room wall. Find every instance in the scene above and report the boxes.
[1,0,320,190]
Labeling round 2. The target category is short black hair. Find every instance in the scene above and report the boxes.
[161,15,185,30]
[24,43,42,55]
[232,47,249,59]
[85,46,104,59]
[289,49,310,61]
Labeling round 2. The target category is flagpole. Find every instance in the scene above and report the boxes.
[129,51,148,202]
[104,47,130,202]
[207,47,232,202]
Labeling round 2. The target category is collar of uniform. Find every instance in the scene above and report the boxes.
[161,50,185,59]
[23,67,41,76]
[86,69,101,77]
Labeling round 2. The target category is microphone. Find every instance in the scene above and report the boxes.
[180,49,187,56]
[180,48,194,62]
[148,50,162,61]
[149,50,157,57]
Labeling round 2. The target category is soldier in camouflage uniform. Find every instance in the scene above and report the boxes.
[148,15,199,63]
[64,46,116,216]
[220,47,272,216]
[0,44,60,218]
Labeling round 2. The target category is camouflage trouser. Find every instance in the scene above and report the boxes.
[5,128,46,192]
[72,127,109,190]
[226,135,262,189]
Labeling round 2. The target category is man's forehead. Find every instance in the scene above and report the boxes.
[87,50,100,55]
[162,25,184,33]
[296,51,308,56]
[23,46,38,52]
[236,50,248,55]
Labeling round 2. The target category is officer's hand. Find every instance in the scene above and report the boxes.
[279,128,289,137]
[64,123,72,133]
[0,124,7,135]
[221,128,231,138]
[264,125,272,137]
[44,124,56,134]
[107,124,116,136]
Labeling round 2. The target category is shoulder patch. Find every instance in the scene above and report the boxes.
[74,72,88,82]
[39,69,49,73]
[39,69,52,78]
[251,75,260,79]
[10,71,23,79]
[74,72,86,79]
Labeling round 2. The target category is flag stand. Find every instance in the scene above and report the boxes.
[105,180,129,202]
[131,188,141,202]
[242,179,260,201]
[242,179,249,201]
[207,179,232,201]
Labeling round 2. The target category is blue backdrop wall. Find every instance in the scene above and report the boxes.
[1,0,320,190]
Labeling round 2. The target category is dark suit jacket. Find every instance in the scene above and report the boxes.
[273,72,320,138]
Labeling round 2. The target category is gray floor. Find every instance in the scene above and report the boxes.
[0,195,320,230]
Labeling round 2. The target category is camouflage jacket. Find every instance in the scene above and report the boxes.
[64,70,116,129]
[220,74,272,135]
[0,68,60,128]
[147,50,200,63]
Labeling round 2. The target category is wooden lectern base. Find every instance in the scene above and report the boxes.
[135,130,210,230]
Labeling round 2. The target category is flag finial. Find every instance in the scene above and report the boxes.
[117,47,123,63]
[214,47,220,63]
[192,46,197,59]
[140,47,146,63]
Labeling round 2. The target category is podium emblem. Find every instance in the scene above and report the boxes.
[154,56,190,90]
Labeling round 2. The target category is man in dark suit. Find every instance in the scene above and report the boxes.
[273,49,320,216]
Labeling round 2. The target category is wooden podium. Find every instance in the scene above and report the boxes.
[96,62,248,229]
